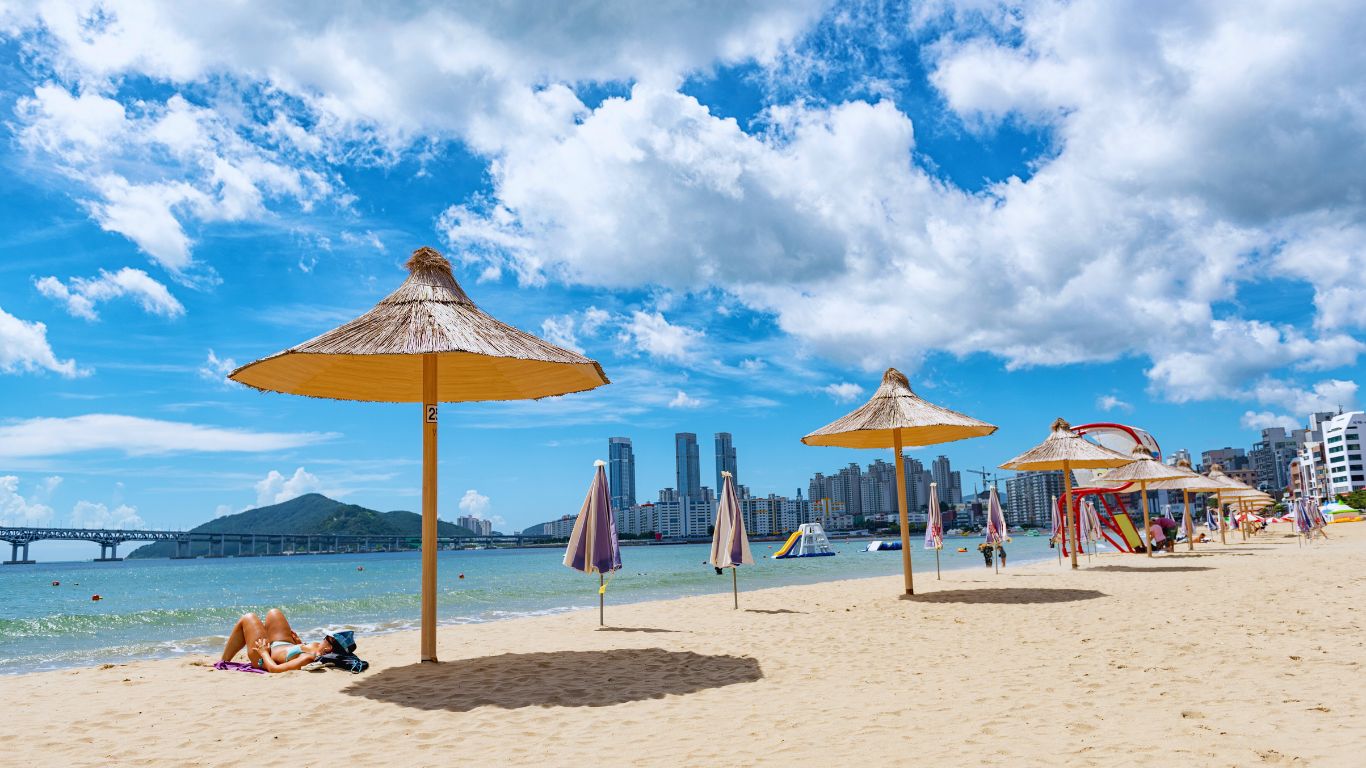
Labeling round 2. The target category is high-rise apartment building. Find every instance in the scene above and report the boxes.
[1005,471,1064,527]
[1200,447,1247,473]
[949,470,963,504]
[1248,427,1303,492]
[607,437,636,512]
[931,456,952,503]
[714,432,737,493]
[456,515,493,536]
[1322,411,1366,496]
[674,432,701,499]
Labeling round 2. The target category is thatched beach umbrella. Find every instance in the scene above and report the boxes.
[802,368,996,596]
[1082,446,1184,557]
[230,246,609,661]
[710,471,754,609]
[1001,418,1131,569]
[1140,459,1225,551]
[1204,464,1259,545]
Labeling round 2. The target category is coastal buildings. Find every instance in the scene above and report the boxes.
[1005,471,1062,527]
[674,432,701,499]
[1322,411,1366,496]
[1248,427,1304,492]
[608,437,636,512]
[1200,447,1247,473]
[714,432,737,493]
[455,515,493,536]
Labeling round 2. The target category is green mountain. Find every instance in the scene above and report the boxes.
[127,493,478,558]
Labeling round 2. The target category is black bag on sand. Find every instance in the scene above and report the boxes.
[319,652,369,673]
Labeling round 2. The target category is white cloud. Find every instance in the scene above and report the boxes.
[1095,394,1132,413]
[0,305,83,377]
[1240,411,1301,432]
[213,504,235,518]
[668,390,703,409]
[70,500,146,529]
[822,382,864,403]
[621,310,705,361]
[540,315,584,355]
[457,489,490,516]
[1249,378,1357,416]
[0,476,55,526]
[254,467,322,506]
[197,349,237,385]
[0,414,336,459]
[35,267,184,320]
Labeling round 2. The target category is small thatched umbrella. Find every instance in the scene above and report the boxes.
[231,246,609,662]
[1139,459,1225,551]
[1081,445,1184,557]
[1001,418,1131,569]
[1203,464,1259,545]
[802,368,996,596]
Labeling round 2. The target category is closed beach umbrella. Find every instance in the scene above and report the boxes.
[924,482,944,580]
[984,484,1007,573]
[1083,445,1184,557]
[231,247,609,661]
[710,471,754,609]
[1079,499,1104,561]
[802,368,996,595]
[1001,418,1131,569]
[564,460,622,626]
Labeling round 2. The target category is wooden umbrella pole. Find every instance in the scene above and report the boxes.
[1142,483,1152,557]
[420,353,439,663]
[935,547,941,580]
[1064,460,1078,569]
[732,568,738,610]
[1184,490,1194,552]
[599,573,604,626]
[893,430,915,595]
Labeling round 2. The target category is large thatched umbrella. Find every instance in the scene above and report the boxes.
[1000,418,1131,569]
[230,246,609,662]
[1082,445,1184,557]
[802,368,995,595]
[1139,459,1225,551]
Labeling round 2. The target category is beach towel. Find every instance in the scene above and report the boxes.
[213,660,266,674]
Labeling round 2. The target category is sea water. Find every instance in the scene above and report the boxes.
[0,535,1057,673]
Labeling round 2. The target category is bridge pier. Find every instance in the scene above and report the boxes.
[172,537,194,559]
[5,540,36,564]
[95,541,123,562]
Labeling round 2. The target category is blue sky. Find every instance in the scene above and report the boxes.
[2,1,1364,560]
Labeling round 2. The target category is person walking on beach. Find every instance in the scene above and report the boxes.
[997,544,1007,568]
[978,542,993,568]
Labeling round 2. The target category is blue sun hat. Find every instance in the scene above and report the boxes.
[326,630,357,655]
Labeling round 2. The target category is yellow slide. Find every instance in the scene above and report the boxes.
[772,530,801,559]
[1110,510,1144,551]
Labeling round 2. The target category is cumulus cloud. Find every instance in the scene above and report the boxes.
[0,305,83,377]
[0,414,336,459]
[35,267,184,320]
[540,315,584,355]
[254,467,323,506]
[822,382,864,403]
[621,310,705,361]
[668,390,703,409]
[1249,378,1358,416]
[456,489,507,529]
[70,500,146,529]
[1240,411,1301,432]
[0,475,56,526]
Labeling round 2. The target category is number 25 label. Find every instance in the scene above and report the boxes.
[425,405,438,423]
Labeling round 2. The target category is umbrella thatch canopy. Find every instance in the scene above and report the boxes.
[1201,464,1261,544]
[230,246,610,661]
[1134,458,1225,551]
[801,367,996,595]
[1080,446,1184,557]
[1000,418,1131,569]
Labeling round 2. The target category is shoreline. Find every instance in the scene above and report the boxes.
[4,525,1361,767]
[1,541,1059,676]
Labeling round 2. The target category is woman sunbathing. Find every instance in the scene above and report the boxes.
[220,608,334,673]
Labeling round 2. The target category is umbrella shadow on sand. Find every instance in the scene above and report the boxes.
[901,588,1106,604]
[745,608,804,615]
[594,626,677,633]
[344,649,762,711]
[1087,565,1213,573]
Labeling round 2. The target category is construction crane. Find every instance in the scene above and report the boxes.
[963,467,1009,526]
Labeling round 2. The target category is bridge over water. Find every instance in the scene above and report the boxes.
[0,526,552,564]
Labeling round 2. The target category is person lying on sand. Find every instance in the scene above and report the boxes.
[221,608,334,673]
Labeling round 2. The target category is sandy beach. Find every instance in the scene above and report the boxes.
[4,525,1363,768]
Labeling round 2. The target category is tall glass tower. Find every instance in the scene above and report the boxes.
[607,437,635,511]
[675,432,701,498]
[714,432,737,492]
